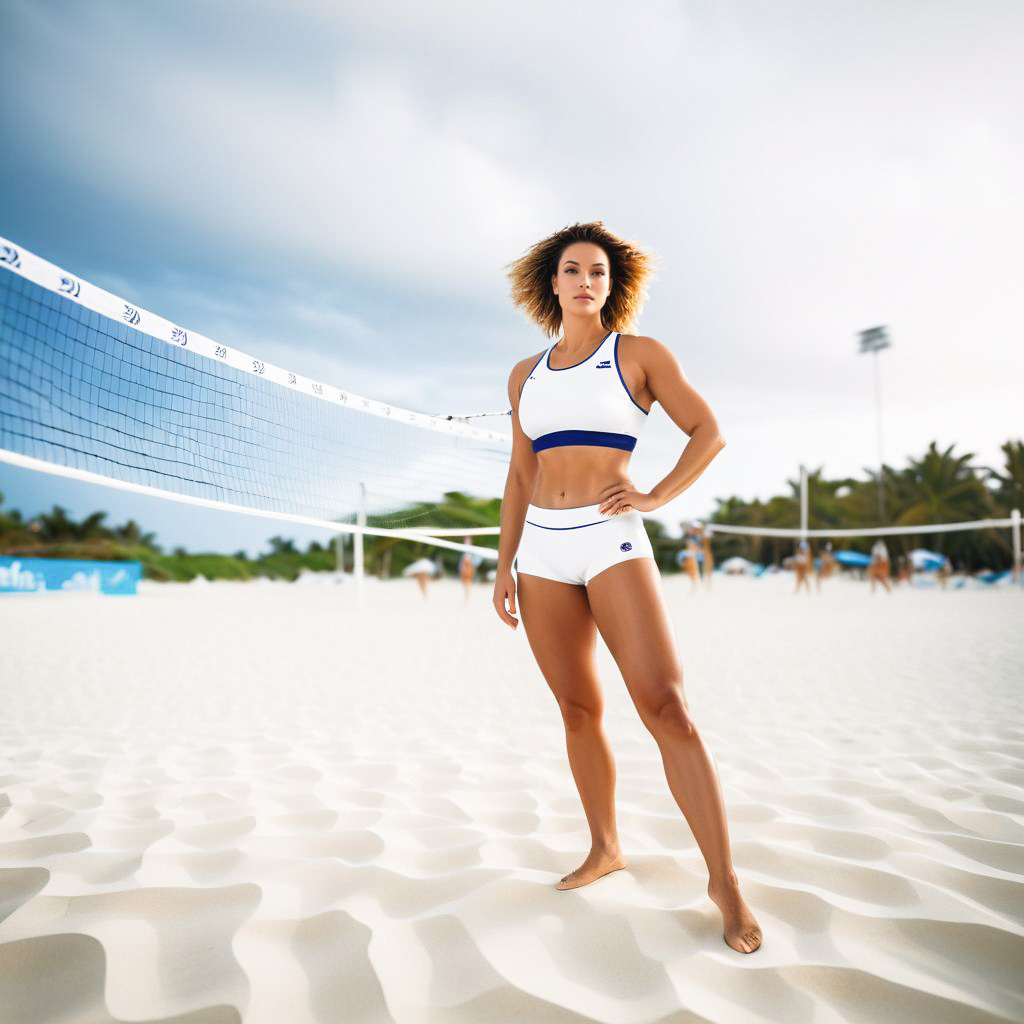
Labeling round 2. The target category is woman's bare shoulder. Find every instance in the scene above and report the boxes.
[618,333,681,371]
[618,333,673,355]
[507,348,546,399]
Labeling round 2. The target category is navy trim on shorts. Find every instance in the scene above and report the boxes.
[524,517,612,530]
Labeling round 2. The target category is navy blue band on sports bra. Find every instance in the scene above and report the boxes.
[532,429,637,453]
[517,330,649,455]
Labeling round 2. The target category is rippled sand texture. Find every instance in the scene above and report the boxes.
[1,572,1022,1024]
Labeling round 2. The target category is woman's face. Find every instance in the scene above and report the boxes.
[551,241,611,318]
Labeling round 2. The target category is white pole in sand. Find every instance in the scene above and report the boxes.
[1012,508,1021,586]
[800,463,808,541]
[354,482,366,605]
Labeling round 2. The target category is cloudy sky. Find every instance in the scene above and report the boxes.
[1,0,1021,556]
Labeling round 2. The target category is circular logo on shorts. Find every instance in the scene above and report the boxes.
[620,542,632,552]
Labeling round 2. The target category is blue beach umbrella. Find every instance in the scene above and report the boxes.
[834,550,871,567]
[909,548,947,571]
[977,570,1011,585]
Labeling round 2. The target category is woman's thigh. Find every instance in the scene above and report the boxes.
[517,572,603,715]
[585,558,687,718]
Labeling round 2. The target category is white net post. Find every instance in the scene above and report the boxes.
[1013,508,1021,586]
[800,463,808,542]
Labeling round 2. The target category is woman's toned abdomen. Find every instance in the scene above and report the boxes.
[530,448,634,508]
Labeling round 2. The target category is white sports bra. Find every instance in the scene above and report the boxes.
[517,330,650,453]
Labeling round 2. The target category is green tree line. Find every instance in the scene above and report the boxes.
[1,438,1020,581]
[706,439,1023,572]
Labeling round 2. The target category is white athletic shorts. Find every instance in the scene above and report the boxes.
[514,503,656,586]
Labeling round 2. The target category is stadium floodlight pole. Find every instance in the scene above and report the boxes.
[858,326,891,523]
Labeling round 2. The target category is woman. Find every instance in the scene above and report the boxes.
[868,538,892,594]
[792,539,812,594]
[492,221,762,954]
[458,536,479,602]
[677,527,702,594]
[701,526,715,590]
[815,541,836,591]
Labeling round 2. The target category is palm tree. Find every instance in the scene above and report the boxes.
[36,505,80,541]
[894,442,993,562]
[981,440,1024,514]
[78,511,110,542]
[710,496,769,564]
[267,536,299,556]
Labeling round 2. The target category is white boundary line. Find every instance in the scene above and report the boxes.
[0,236,511,446]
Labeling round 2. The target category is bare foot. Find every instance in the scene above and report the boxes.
[708,873,762,953]
[555,847,628,890]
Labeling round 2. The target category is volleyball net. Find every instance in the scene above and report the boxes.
[0,237,509,561]
[687,516,1022,585]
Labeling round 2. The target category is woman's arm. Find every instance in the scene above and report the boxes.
[644,338,726,505]
[493,357,539,627]
[599,337,726,515]
[497,358,539,570]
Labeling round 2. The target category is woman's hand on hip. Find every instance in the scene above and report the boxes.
[598,480,659,515]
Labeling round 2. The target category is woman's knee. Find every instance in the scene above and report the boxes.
[635,684,696,738]
[557,695,603,731]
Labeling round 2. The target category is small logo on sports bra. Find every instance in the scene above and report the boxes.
[596,360,611,369]
[620,542,632,552]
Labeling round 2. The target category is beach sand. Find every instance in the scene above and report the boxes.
[1,571,1022,1023]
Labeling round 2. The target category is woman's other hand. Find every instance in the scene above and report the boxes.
[493,570,519,628]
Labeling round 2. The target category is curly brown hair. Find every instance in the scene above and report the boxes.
[503,220,660,339]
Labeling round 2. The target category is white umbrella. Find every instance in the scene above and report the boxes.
[720,556,752,574]
[402,557,438,577]
[909,548,947,571]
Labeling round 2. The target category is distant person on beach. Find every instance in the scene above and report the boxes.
[938,555,952,590]
[701,527,714,590]
[459,537,479,602]
[815,541,837,591]
[896,553,913,585]
[868,538,892,593]
[402,556,436,599]
[493,221,762,954]
[679,528,702,593]
[792,539,812,594]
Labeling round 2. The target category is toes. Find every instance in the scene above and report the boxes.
[726,927,762,953]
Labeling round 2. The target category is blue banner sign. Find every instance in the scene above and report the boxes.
[0,557,141,595]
